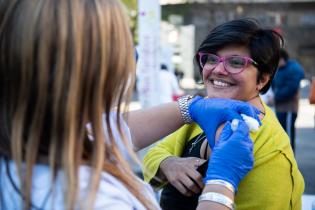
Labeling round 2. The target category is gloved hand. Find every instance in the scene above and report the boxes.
[204,120,254,191]
[188,96,260,148]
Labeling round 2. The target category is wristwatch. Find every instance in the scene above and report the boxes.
[178,95,194,124]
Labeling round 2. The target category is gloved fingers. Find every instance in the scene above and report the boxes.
[233,100,260,115]
[207,135,216,149]
[242,139,254,155]
[242,138,254,154]
[231,119,239,131]
[188,95,203,111]
[208,118,241,148]
[242,136,254,146]
[223,109,244,122]
[232,101,261,125]
[217,122,233,142]
[230,120,250,138]
[190,95,203,104]
[231,122,254,154]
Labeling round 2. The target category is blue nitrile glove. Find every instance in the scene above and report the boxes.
[204,120,254,191]
[188,96,260,148]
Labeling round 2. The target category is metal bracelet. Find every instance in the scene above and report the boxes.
[198,192,235,210]
[205,179,235,194]
[177,95,193,124]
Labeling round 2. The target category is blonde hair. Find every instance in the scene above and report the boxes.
[0,0,155,209]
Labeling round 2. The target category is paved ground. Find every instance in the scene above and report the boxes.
[295,84,315,195]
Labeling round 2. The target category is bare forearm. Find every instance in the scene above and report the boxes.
[124,102,183,150]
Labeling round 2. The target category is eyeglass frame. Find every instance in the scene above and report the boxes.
[198,52,259,74]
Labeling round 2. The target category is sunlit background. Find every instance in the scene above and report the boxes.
[122,1,315,209]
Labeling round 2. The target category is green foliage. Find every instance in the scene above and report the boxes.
[121,0,137,10]
[121,0,138,44]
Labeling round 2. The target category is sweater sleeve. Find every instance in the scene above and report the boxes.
[142,124,202,188]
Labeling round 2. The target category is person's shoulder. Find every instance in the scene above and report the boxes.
[253,104,291,153]
[79,166,159,210]
[286,60,304,80]
[288,60,304,71]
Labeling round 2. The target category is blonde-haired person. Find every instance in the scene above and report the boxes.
[0,0,259,210]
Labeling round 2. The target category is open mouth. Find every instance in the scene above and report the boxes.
[210,79,234,87]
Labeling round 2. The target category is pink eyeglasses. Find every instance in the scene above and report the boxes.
[198,52,258,74]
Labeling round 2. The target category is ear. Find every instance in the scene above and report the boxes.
[257,74,270,91]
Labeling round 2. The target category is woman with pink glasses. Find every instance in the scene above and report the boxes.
[143,18,304,210]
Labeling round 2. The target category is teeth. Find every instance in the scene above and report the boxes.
[213,80,229,87]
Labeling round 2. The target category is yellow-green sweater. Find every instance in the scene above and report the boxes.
[143,103,304,210]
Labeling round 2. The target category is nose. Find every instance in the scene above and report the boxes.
[212,61,229,75]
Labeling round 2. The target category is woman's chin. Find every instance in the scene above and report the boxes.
[206,89,237,99]
[207,94,234,99]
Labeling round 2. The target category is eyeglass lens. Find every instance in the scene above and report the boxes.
[200,54,248,73]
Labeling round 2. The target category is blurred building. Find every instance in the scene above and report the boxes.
[160,0,315,81]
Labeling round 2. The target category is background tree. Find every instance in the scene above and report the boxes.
[122,0,138,44]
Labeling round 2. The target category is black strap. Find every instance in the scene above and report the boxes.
[203,137,208,160]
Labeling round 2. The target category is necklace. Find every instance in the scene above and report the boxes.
[189,133,206,154]
[248,94,266,116]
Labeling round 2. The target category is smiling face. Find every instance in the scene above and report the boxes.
[202,45,267,101]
